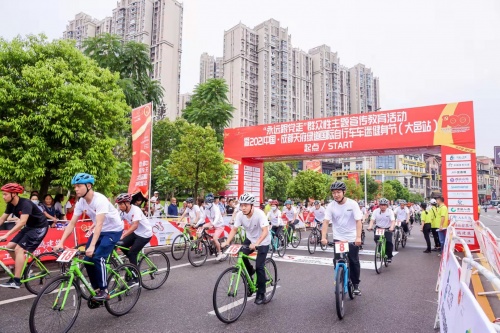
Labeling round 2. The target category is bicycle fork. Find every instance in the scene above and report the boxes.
[334,263,349,293]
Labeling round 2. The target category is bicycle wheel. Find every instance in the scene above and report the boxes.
[171,234,188,260]
[29,275,81,333]
[347,280,354,300]
[263,258,277,303]
[361,229,366,245]
[375,242,383,274]
[291,229,301,248]
[394,230,400,251]
[187,240,208,267]
[308,232,317,254]
[24,252,61,295]
[139,250,170,290]
[335,265,346,320]
[105,263,142,316]
[213,267,248,324]
[277,234,286,257]
[408,224,412,236]
[402,233,407,248]
[320,231,328,251]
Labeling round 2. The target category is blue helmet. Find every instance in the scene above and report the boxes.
[71,173,95,185]
[205,193,214,204]
[284,200,292,205]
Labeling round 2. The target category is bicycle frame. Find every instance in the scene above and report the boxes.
[111,246,156,276]
[0,247,50,284]
[375,231,387,258]
[332,243,351,294]
[227,252,272,296]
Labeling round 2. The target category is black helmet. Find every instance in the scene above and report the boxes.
[205,193,214,204]
[186,197,194,204]
[330,181,346,191]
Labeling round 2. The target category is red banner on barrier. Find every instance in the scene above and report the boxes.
[128,102,152,197]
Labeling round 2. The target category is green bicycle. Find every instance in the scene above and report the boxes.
[233,226,246,244]
[0,243,60,294]
[170,223,197,260]
[213,244,278,323]
[29,248,142,333]
[371,227,389,274]
[282,222,301,248]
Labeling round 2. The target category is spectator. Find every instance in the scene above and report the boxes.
[264,199,272,214]
[420,203,432,253]
[437,196,449,255]
[197,197,205,208]
[178,201,187,216]
[30,193,44,212]
[218,196,227,216]
[167,197,178,217]
[429,199,441,251]
[150,191,160,204]
[65,194,77,220]
[42,194,58,226]
[54,194,65,220]
[226,198,235,216]
[153,199,164,217]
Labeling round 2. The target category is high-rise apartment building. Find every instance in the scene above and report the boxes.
[199,53,223,84]
[349,64,380,114]
[62,0,183,120]
[179,93,192,112]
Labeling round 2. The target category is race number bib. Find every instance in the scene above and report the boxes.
[310,221,317,228]
[196,227,204,237]
[225,244,242,256]
[335,241,349,253]
[56,249,78,263]
[375,228,385,236]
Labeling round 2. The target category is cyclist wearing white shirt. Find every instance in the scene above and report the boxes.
[394,200,410,233]
[55,173,123,301]
[179,197,201,224]
[282,200,299,233]
[367,198,395,262]
[321,181,363,295]
[267,200,283,236]
[306,200,326,228]
[222,193,271,305]
[194,193,225,260]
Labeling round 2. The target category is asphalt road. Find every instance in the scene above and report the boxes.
[0,226,441,333]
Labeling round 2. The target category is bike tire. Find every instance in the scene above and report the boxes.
[29,275,81,333]
[308,232,317,254]
[320,231,327,251]
[263,258,278,304]
[187,240,208,267]
[361,230,366,245]
[291,229,301,248]
[213,267,247,324]
[402,234,407,248]
[335,265,346,320]
[139,250,170,290]
[277,234,286,257]
[24,252,61,295]
[394,231,400,251]
[171,234,188,260]
[105,263,142,316]
[347,280,354,300]
[375,242,383,274]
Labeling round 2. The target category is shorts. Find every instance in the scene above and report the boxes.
[213,227,225,238]
[11,226,49,252]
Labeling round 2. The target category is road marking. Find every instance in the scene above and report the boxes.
[272,254,377,270]
[285,245,399,256]
[208,285,281,315]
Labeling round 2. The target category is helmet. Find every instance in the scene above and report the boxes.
[314,200,320,205]
[379,198,389,205]
[284,200,292,205]
[430,198,437,205]
[115,193,132,203]
[239,193,255,204]
[205,193,214,204]
[359,201,365,207]
[271,200,279,205]
[1,183,24,194]
[71,173,95,185]
[399,200,406,204]
[186,197,194,204]
[330,181,346,191]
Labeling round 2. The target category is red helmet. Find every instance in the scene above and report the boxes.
[1,183,24,194]
[115,193,132,203]
[271,200,279,206]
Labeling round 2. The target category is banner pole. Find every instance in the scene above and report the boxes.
[364,157,368,205]
[148,101,153,217]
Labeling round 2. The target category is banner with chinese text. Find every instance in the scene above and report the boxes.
[128,103,152,197]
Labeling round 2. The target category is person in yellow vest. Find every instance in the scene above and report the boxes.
[436,196,448,254]
[429,199,441,251]
[264,199,272,215]
[420,203,432,253]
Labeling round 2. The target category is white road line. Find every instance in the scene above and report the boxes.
[272,254,377,270]
[208,285,281,315]
[286,245,398,256]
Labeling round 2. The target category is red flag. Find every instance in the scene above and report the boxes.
[128,103,152,197]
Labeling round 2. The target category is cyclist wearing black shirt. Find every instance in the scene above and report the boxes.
[0,183,49,289]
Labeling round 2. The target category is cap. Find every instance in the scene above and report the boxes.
[154,191,159,194]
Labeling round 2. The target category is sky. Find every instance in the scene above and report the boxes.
[1,0,499,157]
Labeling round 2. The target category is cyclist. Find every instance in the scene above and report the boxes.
[54,173,123,301]
[321,181,363,295]
[115,193,153,282]
[407,202,415,226]
[194,193,225,261]
[179,197,201,225]
[0,183,49,289]
[367,198,395,263]
[267,200,283,236]
[282,199,299,235]
[394,200,410,234]
[221,193,271,305]
[305,200,326,244]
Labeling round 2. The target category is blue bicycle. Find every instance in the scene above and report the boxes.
[331,241,355,319]
[269,227,286,257]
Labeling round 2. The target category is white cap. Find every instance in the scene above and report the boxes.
[154,191,159,194]
[268,199,272,202]
[430,199,437,204]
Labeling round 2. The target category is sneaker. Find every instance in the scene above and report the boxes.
[353,284,361,296]
[387,258,392,263]
[0,278,21,289]
[92,290,110,301]
[127,278,139,288]
[216,253,224,261]
[423,250,431,253]
[254,293,265,305]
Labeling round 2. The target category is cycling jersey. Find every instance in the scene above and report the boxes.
[120,205,153,238]
[308,206,326,222]
[74,192,123,232]
[267,209,282,226]
[282,206,296,221]
[324,198,363,242]
[184,204,201,222]
[234,208,271,246]
[197,205,223,227]
[394,206,409,222]
[370,208,395,229]
[5,198,48,229]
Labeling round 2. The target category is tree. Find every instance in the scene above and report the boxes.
[264,162,293,201]
[182,78,235,142]
[153,159,183,198]
[167,124,232,198]
[109,161,132,194]
[0,35,129,195]
[360,175,380,200]
[152,118,188,170]
[345,179,364,201]
[386,180,410,201]
[286,170,330,201]
[381,182,397,201]
[409,193,425,203]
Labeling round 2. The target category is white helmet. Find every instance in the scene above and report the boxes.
[239,193,255,204]
[430,199,437,205]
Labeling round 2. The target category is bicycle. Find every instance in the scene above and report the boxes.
[187,226,228,267]
[370,227,389,274]
[269,226,286,257]
[394,221,407,251]
[212,244,278,323]
[233,226,246,244]
[330,241,355,320]
[282,221,301,248]
[29,248,141,333]
[307,221,327,254]
[170,223,197,260]
[0,242,60,294]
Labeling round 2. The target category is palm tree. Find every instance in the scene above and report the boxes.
[82,34,122,73]
[120,41,153,84]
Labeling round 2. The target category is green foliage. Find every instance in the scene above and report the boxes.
[109,161,132,194]
[409,193,425,203]
[167,124,232,198]
[360,174,379,201]
[152,118,188,170]
[83,33,164,109]
[286,170,330,201]
[0,35,129,195]
[264,162,293,201]
[182,78,235,142]
[345,179,364,200]
[153,159,183,198]
[386,180,410,201]
[381,182,397,201]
